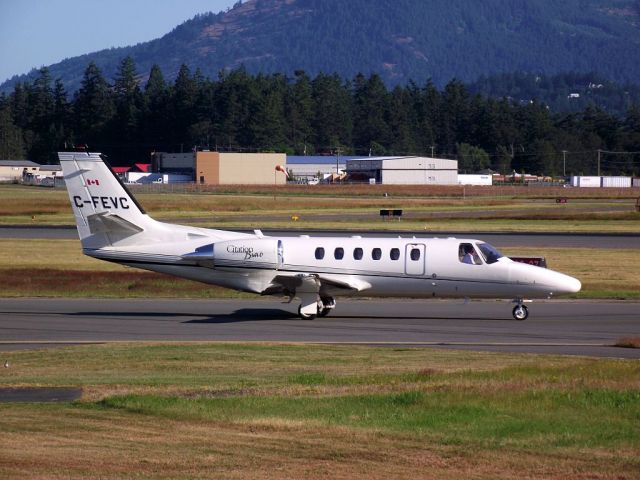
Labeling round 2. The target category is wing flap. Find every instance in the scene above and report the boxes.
[263,272,371,296]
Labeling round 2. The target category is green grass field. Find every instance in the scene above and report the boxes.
[1,343,639,479]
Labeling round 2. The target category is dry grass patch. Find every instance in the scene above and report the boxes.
[2,184,639,233]
[615,337,640,349]
[0,402,636,480]
[503,246,640,298]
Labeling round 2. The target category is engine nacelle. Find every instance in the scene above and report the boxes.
[210,238,283,270]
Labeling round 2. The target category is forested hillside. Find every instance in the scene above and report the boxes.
[2,0,639,93]
[1,60,639,177]
[469,73,640,118]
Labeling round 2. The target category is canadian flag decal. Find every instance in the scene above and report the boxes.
[86,179,100,186]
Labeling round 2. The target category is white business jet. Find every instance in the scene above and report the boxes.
[59,152,581,321]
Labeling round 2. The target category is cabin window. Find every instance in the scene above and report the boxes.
[410,248,421,261]
[334,247,344,260]
[372,248,382,260]
[315,247,325,260]
[390,248,400,260]
[459,243,481,265]
[353,247,363,260]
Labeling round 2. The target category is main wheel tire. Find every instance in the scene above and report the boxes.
[512,304,529,321]
[318,307,331,317]
[298,305,317,320]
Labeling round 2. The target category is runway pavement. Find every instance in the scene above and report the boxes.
[0,298,638,358]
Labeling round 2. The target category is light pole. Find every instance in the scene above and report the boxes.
[562,150,567,177]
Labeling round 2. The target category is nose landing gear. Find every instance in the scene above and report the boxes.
[512,298,530,321]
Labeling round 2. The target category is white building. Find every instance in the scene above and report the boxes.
[0,160,40,182]
[286,156,347,182]
[346,156,458,185]
[458,174,492,186]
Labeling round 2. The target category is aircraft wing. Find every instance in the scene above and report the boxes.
[263,272,371,296]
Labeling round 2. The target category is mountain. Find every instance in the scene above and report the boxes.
[2,0,640,93]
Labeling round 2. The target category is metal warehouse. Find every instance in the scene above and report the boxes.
[346,156,458,185]
[154,151,288,185]
[0,160,41,182]
[286,155,346,181]
[195,152,287,185]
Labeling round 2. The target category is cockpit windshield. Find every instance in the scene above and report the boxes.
[476,243,504,264]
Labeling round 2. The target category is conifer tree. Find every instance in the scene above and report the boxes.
[142,64,170,147]
[0,103,26,159]
[74,62,114,147]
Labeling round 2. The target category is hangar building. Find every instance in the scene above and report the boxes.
[0,160,41,182]
[154,152,288,185]
[286,156,347,182]
[346,156,458,185]
[195,152,287,185]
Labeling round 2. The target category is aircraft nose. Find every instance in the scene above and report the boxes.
[553,272,582,295]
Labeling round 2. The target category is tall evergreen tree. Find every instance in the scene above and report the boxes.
[142,64,170,148]
[214,67,257,149]
[352,73,391,155]
[250,73,288,151]
[47,78,74,156]
[0,103,26,159]
[388,85,419,155]
[440,80,471,154]
[286,70,314,154]
[73,62,114,147]
[112,57,142,139]
[418,80,440,155]
[170,64,198,149]
[311,73,353,153]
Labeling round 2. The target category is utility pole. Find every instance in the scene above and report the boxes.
[597,149,601,176]
[430,145,435,158]
[562,150,567,177]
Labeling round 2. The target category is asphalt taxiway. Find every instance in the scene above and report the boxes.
[0,298,638,358]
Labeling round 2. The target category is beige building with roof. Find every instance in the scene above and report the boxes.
[195,152,287,185]
[0,160,41,182]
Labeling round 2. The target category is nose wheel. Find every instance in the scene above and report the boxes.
[512,303,529,321]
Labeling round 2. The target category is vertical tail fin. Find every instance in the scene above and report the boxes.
[59,152,153,248]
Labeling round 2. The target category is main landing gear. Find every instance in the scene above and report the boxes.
[298,296,336,320]
[512,298,530,321]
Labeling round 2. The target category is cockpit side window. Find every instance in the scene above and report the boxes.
[459,243,482,265]
[477,242,504,264]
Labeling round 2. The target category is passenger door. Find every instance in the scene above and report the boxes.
[404,243,425,276]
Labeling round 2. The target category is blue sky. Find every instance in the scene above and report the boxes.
[0,0,237,83]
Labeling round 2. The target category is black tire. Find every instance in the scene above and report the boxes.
[318,307,331,317]
[512,304,529,321]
